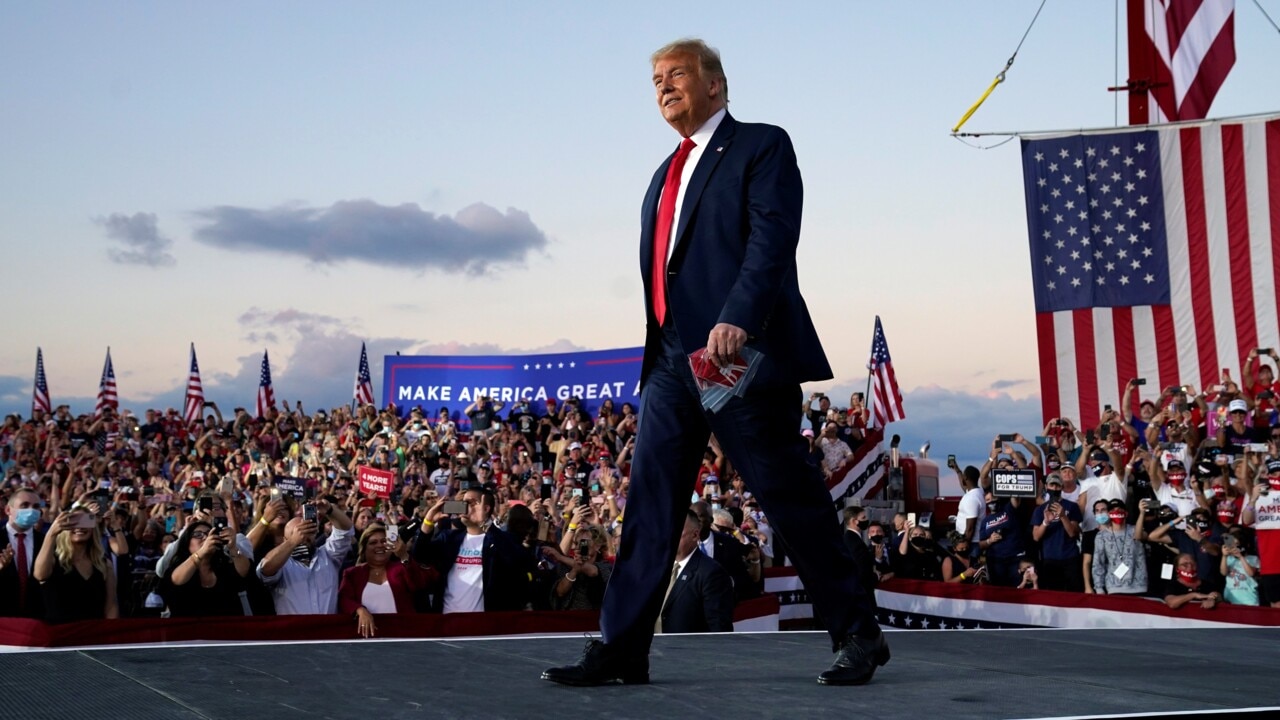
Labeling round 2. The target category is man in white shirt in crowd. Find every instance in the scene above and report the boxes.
[953,465,985,556]
[257,498,353,614]
[415,487,531,613]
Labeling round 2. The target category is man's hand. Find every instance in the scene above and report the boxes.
[706,323,748,369]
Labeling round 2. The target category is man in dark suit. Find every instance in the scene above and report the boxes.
[658,510,734,634]
[544,37,885,689]
[841,505,877,608]
[414,487,531,613]
[0,489,46,618]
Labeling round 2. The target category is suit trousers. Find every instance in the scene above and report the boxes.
[600,324,878,655]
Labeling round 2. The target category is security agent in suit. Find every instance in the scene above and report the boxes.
[657,510,735,634]
[0,489,46,618]
[543,38,885,689]
[413,487,532,613]
[841,505,877,608]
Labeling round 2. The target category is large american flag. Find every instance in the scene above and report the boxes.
[1139,0,1235,123]
[867,316,905,429]
[256,349,276,419]
[95,348,118,417]
[354,342,375,407]
[32,347,51,415]
[183,343,205,425]
[1022,115,1280,426]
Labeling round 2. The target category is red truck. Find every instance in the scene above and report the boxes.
[859,448,963,535]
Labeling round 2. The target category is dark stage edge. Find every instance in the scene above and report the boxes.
[4,628,1278,720]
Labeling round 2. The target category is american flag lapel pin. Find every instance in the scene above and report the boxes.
[716,146,724,153]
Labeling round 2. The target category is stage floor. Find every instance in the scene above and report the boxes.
[4,628,1277,720]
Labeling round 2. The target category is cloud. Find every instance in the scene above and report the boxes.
[95,212,177,267]
[192,200,548,274]
[806,379,1045,469]
[989,378,1030,391]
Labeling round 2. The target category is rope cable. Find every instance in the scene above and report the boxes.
[951,0,1050,133]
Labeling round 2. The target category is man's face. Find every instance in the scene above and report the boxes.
[691,503,712,536]
[8,490,40,514]
[676,517,701,558]
[461,490,491,529]
[653,51,720,135]
[866,525,885,544]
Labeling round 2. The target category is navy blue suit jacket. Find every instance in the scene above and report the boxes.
[659,550,735,634]
[0,526,45,618]
[639,112,832,388]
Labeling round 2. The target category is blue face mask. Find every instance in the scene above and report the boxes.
[13,508,41,530]
[1093,513,1109,526]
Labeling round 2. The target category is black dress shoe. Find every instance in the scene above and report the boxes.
[817,632,890,686]
[542,639,650,686]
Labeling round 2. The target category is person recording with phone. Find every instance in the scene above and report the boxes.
[1031,473,1084,592]
[256,497,353,615]
[549,523,613,611]
[158,517,251,616]
[33,508,118,622]
[413,487,531,613]
[1219,528,1260,606]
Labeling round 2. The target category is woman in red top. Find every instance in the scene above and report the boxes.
[338,523,437,638]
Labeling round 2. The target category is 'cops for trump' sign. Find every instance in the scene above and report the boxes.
[992,469,1038,498]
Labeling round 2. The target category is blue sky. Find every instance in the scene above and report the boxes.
[3,2,1278,462]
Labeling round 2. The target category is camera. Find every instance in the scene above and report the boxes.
[577,539,591,558]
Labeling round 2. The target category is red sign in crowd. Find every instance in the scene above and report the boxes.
[356,464,393,498]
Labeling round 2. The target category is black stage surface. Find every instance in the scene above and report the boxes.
[5,628,1278,720]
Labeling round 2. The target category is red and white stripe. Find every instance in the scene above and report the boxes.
[827,427,888,506]
[95,348,118,417]
[869,363,905,429]
[31,347,51,415]
[1139,0,1235,123]
[183,343,205,425]
[1037,116,1280,426]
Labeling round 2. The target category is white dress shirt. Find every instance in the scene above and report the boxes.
[663,107,727,261]
[5,524,35,576]
[257,526,354,615]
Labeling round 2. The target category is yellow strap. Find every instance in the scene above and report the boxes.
[952,74,1003,133]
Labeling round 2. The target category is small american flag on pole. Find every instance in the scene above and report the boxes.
[354,342,375,407]
[95,348,118,418]
[32,347,51,415]
[183,343,205,425]
[256,349,276,419]
[867,316,906,429]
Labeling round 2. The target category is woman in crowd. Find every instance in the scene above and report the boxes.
[941,531,982,583]
[158,518,251,616]
[893,519,941,581]
[1090,500,1148,595]
[550,523,613,610]
[338,523,436,638]
[33,508,119,622]
[1219,528,1260,606]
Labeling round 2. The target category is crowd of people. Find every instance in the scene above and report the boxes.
[3,353,1278,635]
[832,353,1280,612]
[0,394,765,634]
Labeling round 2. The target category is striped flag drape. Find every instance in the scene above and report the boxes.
[1022,115,1280,427]
[256,350,276,419]
[183,343,205,425]
[867,316,906,429]
[95,348,118,417]
[1138,0,1235,123]
[354,342,375,407]
[32,348,51,415]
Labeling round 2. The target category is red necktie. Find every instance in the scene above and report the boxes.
[652,138,697,326]
[15,533,28,611]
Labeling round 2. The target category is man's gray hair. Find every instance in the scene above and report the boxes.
[651,37,729,102]
[711,508,735,527]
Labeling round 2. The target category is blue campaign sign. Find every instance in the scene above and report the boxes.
[383,347,644,423]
